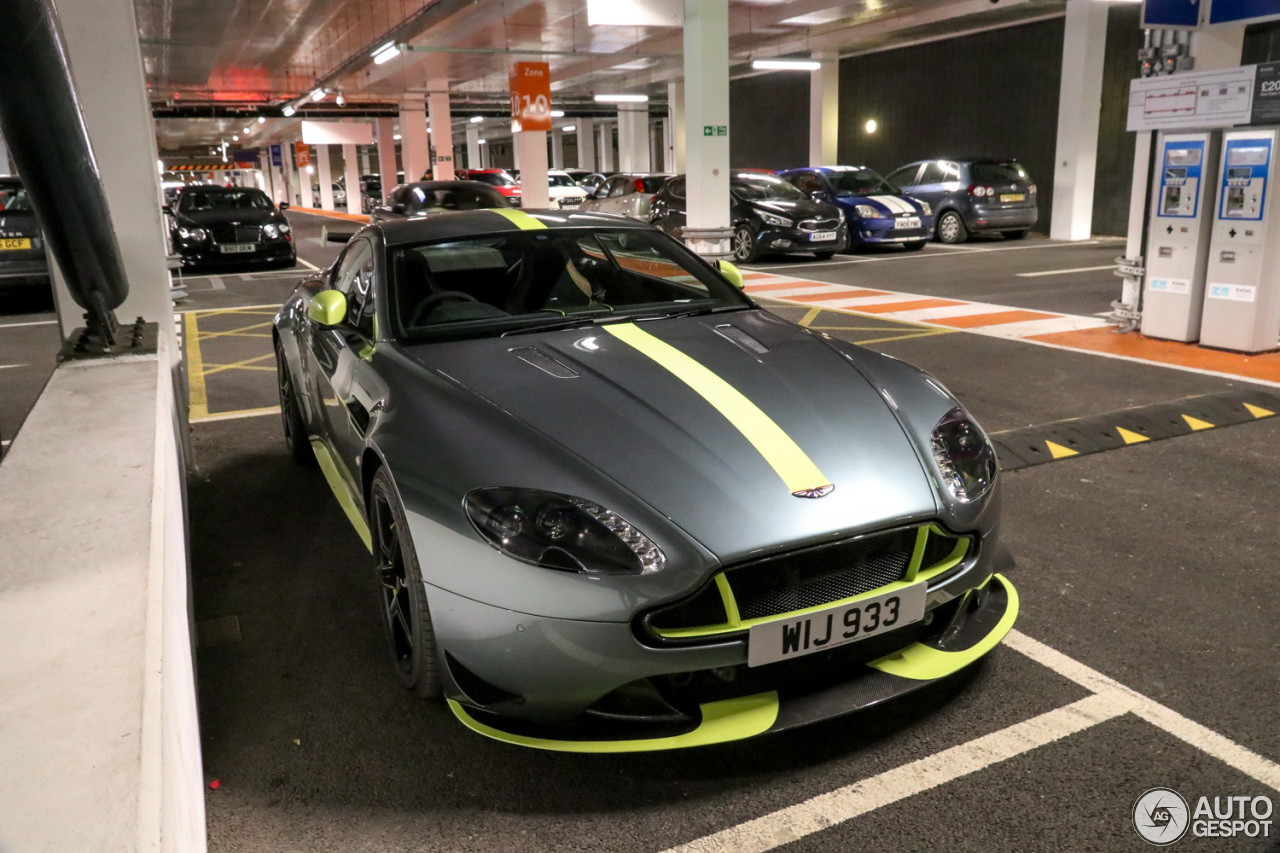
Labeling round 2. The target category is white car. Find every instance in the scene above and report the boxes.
[548,170,589,209]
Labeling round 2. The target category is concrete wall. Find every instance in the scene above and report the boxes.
[730,73,810,170]
[0,343,205,852]
[1092,5,1147,238]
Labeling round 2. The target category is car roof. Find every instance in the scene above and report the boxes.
[374,208,652,246]
[813,165,874,172]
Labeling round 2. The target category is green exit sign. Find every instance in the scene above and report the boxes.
[702,125,727,136]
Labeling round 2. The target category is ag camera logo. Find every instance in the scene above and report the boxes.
[1134,788,1275,845]
[1135,788,1190,845]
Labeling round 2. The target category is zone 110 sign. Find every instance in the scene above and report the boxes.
[510,61,552,133]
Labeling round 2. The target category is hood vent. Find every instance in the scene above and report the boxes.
[714,324,770,356]
[510,347,579,379]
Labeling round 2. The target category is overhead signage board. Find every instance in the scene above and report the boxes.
[269,143,283,168]
[300,120,374,145]
[294,142,311,168]
[1127,66,1257,131]
[509,61,552,133]
[1208,0,1280,24]
[1143,0,1204,28]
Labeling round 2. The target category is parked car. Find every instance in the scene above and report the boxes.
[886,159,1037,243]
[168,186,295,269]
[456,169,522,207]
[778,166,933,251]
[0,177,49,287]
[562,168,594,186]
[272,207,1015,751]
[577,172,608,194]
[548,170,590,209]
[651,172,846,263]
[369,181,509,223]
[579,173,672,220]
[312,181,347,209]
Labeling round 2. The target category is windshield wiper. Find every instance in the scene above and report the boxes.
[633,305,747,321]
[499,311,626,336]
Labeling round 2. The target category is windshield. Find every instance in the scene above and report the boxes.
[388,228,748,342]
[470,172,518,187]
[0,184,33,212]
[406,185,505,212]
[731,174,806,201]
[179,190,272,212]
[829,169,898,197]
[970,161,1030,184]
[549,174,579,188]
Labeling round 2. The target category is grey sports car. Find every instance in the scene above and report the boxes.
[272,208,1018,752]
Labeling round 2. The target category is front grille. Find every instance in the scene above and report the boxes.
[209,225,261,244]
[798,218,840,231]
[730,528,915,620]
[648,583,727,631]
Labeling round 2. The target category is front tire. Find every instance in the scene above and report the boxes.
[369,467,441,700]
[275,339,315,466]
[936,211,968,244]
[732,225,761,263]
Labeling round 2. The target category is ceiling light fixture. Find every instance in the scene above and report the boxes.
[335,91,346,106]
[372,41,400,64]
[258,116,266,124]
[593,93,649,103]
[562,125,577,132]
[751,59,822,71]
[478,139,487,145]
[232,135,239,141]
[282,105,296,117]
[311,88,327,102]
[393,133,402,140]
[470,116,484,123]
[550,110,565,118]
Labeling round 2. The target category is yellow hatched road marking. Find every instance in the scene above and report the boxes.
[798,307,822,327]
[183,313,209,419]
[1244,402,1275,418]
[197,320,275,341]
[201,353,275,377]
[1116,427,1149,445]
[1182,414,1214,431]
[603,322,829,493]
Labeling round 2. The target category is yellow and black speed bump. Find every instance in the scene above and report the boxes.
[991,389,1280,472]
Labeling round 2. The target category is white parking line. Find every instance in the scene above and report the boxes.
[0,364,29,370]
[1016,264,1117,278]
[296,257,321,271]
[190,406,280,423]
[745,259,871,271]
[0,319,58,330]
[659,691,1134,853]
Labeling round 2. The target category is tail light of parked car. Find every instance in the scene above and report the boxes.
[968,185,995,198]
[633,178,647,193]
[1028,184,1037,196]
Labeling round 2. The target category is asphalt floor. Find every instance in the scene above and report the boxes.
[4,213,1279,851]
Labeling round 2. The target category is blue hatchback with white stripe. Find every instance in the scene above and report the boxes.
[778,166,934,252]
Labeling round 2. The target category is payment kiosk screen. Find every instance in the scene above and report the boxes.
[1227,166,1253,180]
[1166,149,1201,167]
[1228,147,1268,166]
[1165,167,1188,180]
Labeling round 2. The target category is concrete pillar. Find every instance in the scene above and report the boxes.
[341,137,360,214]
[1049,0,1108,241]
[683,0,732,257]
[400,100,430,182]
[45,0,176,348]
[809,56,838,166]
[0,132,10,174]
[551,127,565,169]
[660,117,671,172]
[360,148,371,177]
[376,117,398,201]
[1192,23,1246,70]
[577,119,596,171]
[513,136,522,172]
[269,157,284,205]
[515,132,550,208]
[618,107,651,172]
[668,82,686,173]
[466,124,481,170]
[290,140,306,206]
[316,145,334,210]
[598,122,614,172]
[429,90,455,179]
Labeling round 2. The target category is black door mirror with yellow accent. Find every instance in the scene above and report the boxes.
[308,289,348,327]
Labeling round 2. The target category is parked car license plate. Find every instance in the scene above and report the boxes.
[1000,193,1025,203]
[809,231,838,241]
[895,217,921,230]
[0,238,32,251]
[219,243,257,254]
[746,582,926,667]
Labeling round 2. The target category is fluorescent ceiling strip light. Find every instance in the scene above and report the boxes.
[372,42,400,64]
[594,93,649,103]
[751,59,822,71]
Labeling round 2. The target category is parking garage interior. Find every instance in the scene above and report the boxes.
[3,1,1280,852]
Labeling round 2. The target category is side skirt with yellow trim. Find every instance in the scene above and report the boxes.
[310,439,373,552]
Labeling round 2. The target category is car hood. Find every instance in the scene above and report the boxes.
[174,207,285,227]
[745,198,838,220]
[402,310,939,561]
[835,193,926,217]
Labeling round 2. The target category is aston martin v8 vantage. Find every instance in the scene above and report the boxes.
[272,208,1018,752]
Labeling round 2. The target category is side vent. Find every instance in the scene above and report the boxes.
[509,347,579,379]
[713,324,770,355]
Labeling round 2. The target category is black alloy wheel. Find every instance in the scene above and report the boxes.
[732,225,760,263]
[936,210,968,244]
[370,467,441,699]
[275,339,315,466]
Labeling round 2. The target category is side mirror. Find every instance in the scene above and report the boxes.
[810,190,830,202]
[279,201,290,210]
[307,290,348,327]
[715,260,745,290]
[162,204,172,213]
[392,203,406,213]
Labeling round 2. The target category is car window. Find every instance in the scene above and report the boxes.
[970,161,1029,184]
[829,169,898,197]
[791,172,826,195]
[333,240,373,300]
[887,165,922,188]
[0,185,32,211]
[640,176,670,193]
[942,161,963,181]
[179,190,272,212]
[917,163,947,184]
[731,174,807,201]
[608,178,631,198]
[549,174,578,187]
[668,177,686,198]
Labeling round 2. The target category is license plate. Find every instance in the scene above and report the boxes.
[219,243,257,254]
[0,237,32,251]
[895,217,921,230]
[746,582,926,667]
[809,231,837,242]
[1000,193,1025,203]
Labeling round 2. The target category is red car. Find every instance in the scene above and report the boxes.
[454,169,522,207]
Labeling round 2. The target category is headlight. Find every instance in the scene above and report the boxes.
[853,204,881,219]
[278,222,291,234]
[263,223,280,239]
[930,408,996,503]
[177,226,207,242]
[759,211,793,227]
[465,488,666,575]
[919,201,933,215]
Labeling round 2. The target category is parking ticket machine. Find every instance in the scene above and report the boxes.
[1201,129,1280,353]
[1141,132,1220,341]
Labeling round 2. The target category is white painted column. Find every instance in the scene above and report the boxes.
[617,107,651,172]
[342,138,360,214]
[48,0,177,348]
[269,157,284,205]
[316,145,334,210]
[289,140,304,206]
[429,90,455,179]
[399,100,430,182]
[466,124,481,169]
[577,118,596,171]
[515,132,550,208]
[598,122,614,172]
[0,133,10,174]
[668,82,686,173]
[809,56,839,166]
[683,0,732,257]
[376,117,398,201]
[1049,0,1108,241]
[360,148,371,177]
[660,117,671,172]
[550,127,565,169]
[513,136,522,172]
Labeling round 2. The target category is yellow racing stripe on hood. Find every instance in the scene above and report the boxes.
[489,208,547,230]
[603,322,829,494]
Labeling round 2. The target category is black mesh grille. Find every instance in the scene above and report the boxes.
[798,218,840,231]
[209,225,261,244]
[648,583,727,630]
[728,528,915,622]
[921,530,961,569]
[234,225,261,243]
